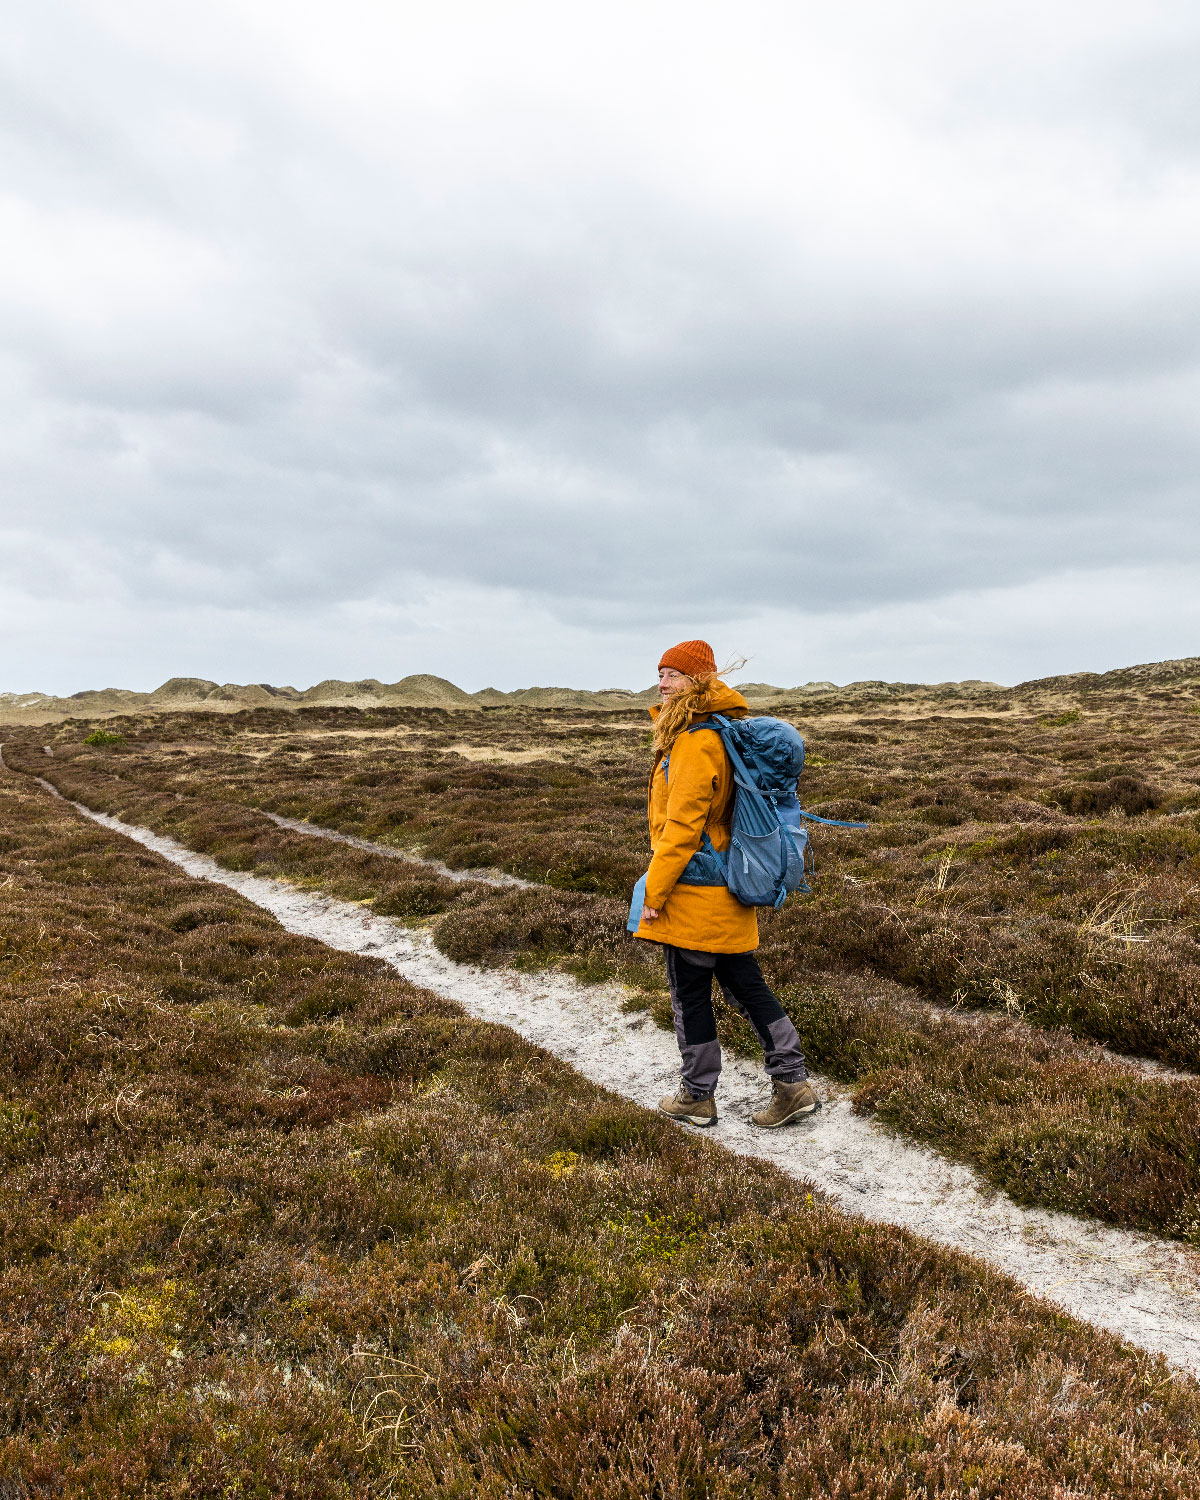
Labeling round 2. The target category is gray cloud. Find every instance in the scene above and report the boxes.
[3,0,1200,692]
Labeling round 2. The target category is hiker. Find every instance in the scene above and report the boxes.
[634,639,819,1129]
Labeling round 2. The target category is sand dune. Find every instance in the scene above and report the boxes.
[4,655,1198,724]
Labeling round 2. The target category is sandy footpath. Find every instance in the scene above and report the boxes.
[259,810,533,887]
[11,760,1200,1375]
[252,808,1200,1086]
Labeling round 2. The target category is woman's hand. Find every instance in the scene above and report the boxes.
[641,905,660,922]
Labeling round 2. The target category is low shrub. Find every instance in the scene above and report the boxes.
[12,715,1200,1239]
[434,885,628,969]
[5,769,1200,1494]
[1046,775,1162,816]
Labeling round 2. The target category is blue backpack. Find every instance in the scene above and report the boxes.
[625,713,868,930]
[675,714,866,910]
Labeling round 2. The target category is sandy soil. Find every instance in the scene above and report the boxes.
[24,773,1200,1376]
[444,744,567,763]
[259,810,533,887]
[241,727,422,742]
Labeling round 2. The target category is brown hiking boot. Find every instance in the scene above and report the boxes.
[752,1079,820,1128]
[658,1086,718,1128]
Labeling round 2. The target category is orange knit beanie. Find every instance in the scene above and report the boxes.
[658,639,717,678]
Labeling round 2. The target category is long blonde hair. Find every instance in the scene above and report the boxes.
[652,671,722,756]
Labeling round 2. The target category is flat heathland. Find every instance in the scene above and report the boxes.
[3,722,1200,1495]
[4,658,1200,1493]
[11,662,1200,1239]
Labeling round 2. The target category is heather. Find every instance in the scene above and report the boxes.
[24,682,1200,1070]
[9,678,1200,1242]
[10,769,1200,1493]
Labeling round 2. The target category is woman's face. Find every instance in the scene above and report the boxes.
[658,666,692,702]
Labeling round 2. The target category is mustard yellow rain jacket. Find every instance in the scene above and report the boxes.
[636,681,759,953]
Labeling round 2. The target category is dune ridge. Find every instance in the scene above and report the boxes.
[3,655,1198,723]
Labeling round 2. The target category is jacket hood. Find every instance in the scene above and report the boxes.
[648,679,749,723]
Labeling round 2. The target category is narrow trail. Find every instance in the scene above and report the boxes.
[14,757,1200,1377]
[259,810,533,888]
[261,801,1198,1085]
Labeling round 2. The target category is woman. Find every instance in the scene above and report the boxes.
[636,639,819,1129]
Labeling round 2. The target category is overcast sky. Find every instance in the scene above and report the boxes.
[3,0,1199,693]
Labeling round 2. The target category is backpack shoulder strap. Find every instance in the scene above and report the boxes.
[701,713,777,798]
[715,712,791,791]
[698,713,772,806]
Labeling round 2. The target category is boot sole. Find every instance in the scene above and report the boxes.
[659,1107,718,1128]
[752,1098,822,1129]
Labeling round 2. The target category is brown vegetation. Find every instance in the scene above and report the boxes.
[11,762,1200,1493]
[8,673,1200,1243]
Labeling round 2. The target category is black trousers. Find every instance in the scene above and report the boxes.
[664,946,808,1099]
